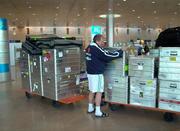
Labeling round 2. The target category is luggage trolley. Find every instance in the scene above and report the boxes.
[104,48,180,122]
[20,35,86,106]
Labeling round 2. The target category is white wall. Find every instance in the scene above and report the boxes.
[8,26,161,47]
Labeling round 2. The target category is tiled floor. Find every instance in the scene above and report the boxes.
[0,69,180,131]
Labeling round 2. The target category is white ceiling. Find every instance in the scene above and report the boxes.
[0,0,180,28]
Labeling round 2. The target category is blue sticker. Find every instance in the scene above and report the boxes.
[0,64,9,73]
[0,18,8,30]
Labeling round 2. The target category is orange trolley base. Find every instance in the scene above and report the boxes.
[104,100,180,122]
[59,95,86,104]
[22,89,87,104]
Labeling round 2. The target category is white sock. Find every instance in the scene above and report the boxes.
[95,106,102,116]
[88,103,94,112]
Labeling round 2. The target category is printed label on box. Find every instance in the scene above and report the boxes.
[108,84,112,89]
[44,67,48,72]
[65,67,71,73]
[138,65,143,70]
[58,52,63,57]
[147,80,153,86]
[66,50,69,54]
[76,75,80,85]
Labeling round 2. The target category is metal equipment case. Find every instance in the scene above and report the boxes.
[42,46,81,101]
[30,55,43,95]
[129,56,158,108]
[130,77,157,107]
[158,47,180,112]
[159,47,180,81]
[159,80,180,112]
[129,56,157,79]
[105,76,128,104]
[20,50,32,92]
[104,51,128,104]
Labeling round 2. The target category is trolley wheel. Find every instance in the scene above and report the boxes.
[52,100,60,108]
[109,103,119,111]
[101,101,107,107]
[163,112,174,122]
[41,96,45,99]
[25,91,32,99]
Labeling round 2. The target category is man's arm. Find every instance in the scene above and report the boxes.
[92,46,123,62]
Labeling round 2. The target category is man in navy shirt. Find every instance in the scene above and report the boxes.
[86,34,126,117]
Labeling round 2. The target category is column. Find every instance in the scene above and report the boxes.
[0,18,10,82]
[106,0,114,47]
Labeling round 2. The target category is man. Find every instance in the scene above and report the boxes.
[85,34,125,117]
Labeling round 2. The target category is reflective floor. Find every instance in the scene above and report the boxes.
[0,67,180,131]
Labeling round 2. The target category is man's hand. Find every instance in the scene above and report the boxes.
[121,46,128,51]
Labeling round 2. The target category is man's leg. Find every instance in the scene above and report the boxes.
[88,91,95,112]
[95,92,102,116]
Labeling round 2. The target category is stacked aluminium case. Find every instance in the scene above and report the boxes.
[42,45,81,100]
[20,35,82,101]
[20,37,43,96]
[129,56,158,107]
[158,47,180,112]
[20,50,32,93]
[104,50,128,104]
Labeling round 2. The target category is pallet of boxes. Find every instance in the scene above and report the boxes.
[104,49,129,109]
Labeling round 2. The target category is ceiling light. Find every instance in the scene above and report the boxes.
[77,14,80,17]
[83,8,86,10]
[174,12,177,15]
[153,10,157,14]
[56,6,59,9]
[32,13,36,16]
[55,13,58,16]
[152,1,156,4]
[123,0,127,2]
[137,16,141,19]
[99,14,121,18]
[28,5,32,8]
[178,3,180,6]
[132,10,135,12]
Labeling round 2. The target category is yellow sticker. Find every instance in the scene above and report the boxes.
[124,65,128,71]
[169,57,176,62]
[147,80,153,86]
